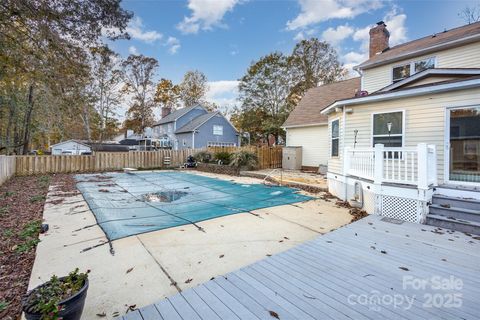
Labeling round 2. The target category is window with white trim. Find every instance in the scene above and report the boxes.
[331,119,339,157]
[213,125,223,135]
[372,111,403,147]
[392,57,435,82]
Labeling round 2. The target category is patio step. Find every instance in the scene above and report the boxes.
[426,214,480,235]
[432,194,480,211]
[429,204,480,222]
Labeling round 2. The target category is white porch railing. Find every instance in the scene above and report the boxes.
[344,143,437,189]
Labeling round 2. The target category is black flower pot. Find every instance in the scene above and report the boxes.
[23,278,89,320]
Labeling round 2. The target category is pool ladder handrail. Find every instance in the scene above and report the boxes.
[263,168,283,186]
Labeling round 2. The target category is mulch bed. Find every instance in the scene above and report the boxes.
[0,174,77,320]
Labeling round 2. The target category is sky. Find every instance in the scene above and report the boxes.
[108,0,478,117]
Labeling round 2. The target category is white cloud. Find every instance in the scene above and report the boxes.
[205,80,239,115]
[128,46,138,55]
[165,37,181,54]
[287,0,383,30]
[127,16,163,43]
[177,0,242,34]
[321,25,354,46]
[384,8,407,46]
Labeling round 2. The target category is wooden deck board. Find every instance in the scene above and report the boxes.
[139,304,163,320]
[122,215,480,320]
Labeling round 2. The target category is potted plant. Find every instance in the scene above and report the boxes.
[22,268,89,320]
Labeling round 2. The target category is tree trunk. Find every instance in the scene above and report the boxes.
[22,84,35,155]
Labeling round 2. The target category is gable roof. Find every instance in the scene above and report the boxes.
[357,21,480,70]
[50,139,91,149]
[154,105,205,125]
[175,112,218,133]
[321,75,480,114]
[282,77,361,128]
[378,68,480,92]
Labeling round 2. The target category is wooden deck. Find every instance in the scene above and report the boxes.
[120,215,480,320]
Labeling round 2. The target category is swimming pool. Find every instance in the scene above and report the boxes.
[76,171,312,240]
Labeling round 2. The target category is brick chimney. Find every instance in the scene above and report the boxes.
[161,106,172,118]
[369,21,390,58]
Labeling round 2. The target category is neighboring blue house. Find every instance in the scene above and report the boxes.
[152,105,240,150]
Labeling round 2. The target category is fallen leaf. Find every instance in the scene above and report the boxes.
[370,246,376,250]
[266,254,272,257]
[185,278,193,283]
[278,240,283,243]
[126,267,134,274]
[399,267,409,271]
[112,312,120,317]
[283,236,289,240]
[380,250,387,254]
[219,254,224,258]
[96,312,106,317]
[269,310,280,319]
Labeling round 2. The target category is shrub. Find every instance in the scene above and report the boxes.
[230,150,258,169]
[214,151,231,165]
[193,151,213,163]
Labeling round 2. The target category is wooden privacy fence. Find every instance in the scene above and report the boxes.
[5,146,283,178]
[14,149,198,176]
[208,146,283,169]
[0,155,16,185]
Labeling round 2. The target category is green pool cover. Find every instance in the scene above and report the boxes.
[75,171,313,240]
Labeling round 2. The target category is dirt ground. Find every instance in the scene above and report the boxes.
[27,170,357,319]
[0,174,76,320]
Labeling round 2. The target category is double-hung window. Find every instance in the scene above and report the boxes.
[331,119,339,157]
[372,111,403,147]
[213,125,223,135]
[392,57,435,82]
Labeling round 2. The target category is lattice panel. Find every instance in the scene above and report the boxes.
[379,195,420,223]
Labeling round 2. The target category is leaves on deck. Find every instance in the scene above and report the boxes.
[96,312,106,317]
[269,310,280,319]
[399,266,410,271]
[126,267,134,274]
[185,278,193,283]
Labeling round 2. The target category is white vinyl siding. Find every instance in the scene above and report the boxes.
[285,125,329,167]
[327,111,343,174]
[362,42,480,93]
[331,87,480,184]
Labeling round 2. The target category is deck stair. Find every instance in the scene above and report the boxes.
[426,192,480,235]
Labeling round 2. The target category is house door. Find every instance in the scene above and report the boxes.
[447,106,480,185]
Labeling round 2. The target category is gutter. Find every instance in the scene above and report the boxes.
[282,123,328,129]
[321,78,480,114]
[356,33,480,70]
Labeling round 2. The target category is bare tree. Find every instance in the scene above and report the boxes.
[179,70,209,107]
[459,4,480,24]
[121,54,159,132]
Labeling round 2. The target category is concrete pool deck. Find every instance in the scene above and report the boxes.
[27,170,353,319]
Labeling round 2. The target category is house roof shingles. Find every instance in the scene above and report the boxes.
[358,21,480,70]
[155,105,202,125]
[282,77,361,128]
[175,112,218,133]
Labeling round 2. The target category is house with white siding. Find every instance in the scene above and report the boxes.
[319,21,480,234]
[282,78,360,171]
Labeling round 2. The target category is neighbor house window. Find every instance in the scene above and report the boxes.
[372,111,403,147]
[213,125,223,135]
[331,119,339,157]
[392,57,435,82]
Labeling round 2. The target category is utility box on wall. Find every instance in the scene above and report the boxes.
[282,146,302,170]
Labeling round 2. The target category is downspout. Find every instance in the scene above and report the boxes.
[192,131,195,149]
[342,105,348,200]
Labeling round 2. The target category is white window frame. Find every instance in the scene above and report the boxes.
[370,110,406,147]
[213,125,223,136]
[391,56,436,83]
[330,118,340,158]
